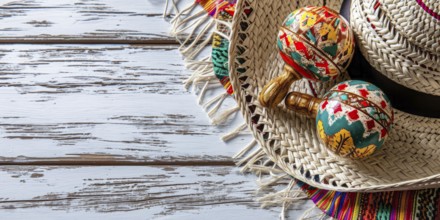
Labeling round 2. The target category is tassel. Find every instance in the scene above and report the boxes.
[211,106,239,125]
[197,81,210,104]
[163,0,181,18]
[299,205,328,220]
[163,0,171,17]
[183,57,215,91]
[185,56,211,70]
[192,73,216,90]
[257,178,308,215]
[221,122,248,141]
[182,28,214,60]
[237,149,265,172]
[169,2,198,35]
[172,9,206,36]
[233,139,257,160]
[183,65,214,90]
[257,174,289,191]
[204,92,228,116]
[179,16,213,46]
[281,181,308,220]
[169,5,214,61]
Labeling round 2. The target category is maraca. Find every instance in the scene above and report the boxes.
[259,6,355,107]
[285,80,394,159]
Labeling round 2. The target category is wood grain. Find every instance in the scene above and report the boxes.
[0,44,248,164]
[0,0,319,218]
[0,0,194,43]
[0,166,314,219]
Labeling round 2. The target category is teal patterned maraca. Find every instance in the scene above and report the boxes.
[285,80,393,159]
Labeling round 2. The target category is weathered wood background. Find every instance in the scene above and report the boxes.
[0,0,315,219]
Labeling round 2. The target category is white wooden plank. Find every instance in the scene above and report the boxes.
[0,0,196,42]
[0,166,315,219]
[0,1,322,219]
[0,44,249,163]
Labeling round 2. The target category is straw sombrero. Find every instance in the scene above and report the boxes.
[164,0,440,218]
[228,0,440,192]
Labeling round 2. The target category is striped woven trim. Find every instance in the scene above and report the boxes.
[197,0,236,16]
[197,0,217,16]
[298,180,440,219]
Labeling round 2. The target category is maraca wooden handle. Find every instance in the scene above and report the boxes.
[259,65,301,108]
[285,91,321,118]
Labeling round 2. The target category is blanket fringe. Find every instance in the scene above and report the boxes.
[165,0,214,60]
[165,0,239,127]
[164,2,321,219]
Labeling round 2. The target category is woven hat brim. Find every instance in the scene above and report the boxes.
[229,0,440,192]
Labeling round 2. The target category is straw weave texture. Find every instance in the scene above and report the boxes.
[229,0,440,192]
[351,0,440,96]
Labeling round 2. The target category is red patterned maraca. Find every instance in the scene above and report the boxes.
[285,80,394,159]
[259,6,355,107]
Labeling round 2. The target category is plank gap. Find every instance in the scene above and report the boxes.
[0,160,236,166]
[0,39,182,44]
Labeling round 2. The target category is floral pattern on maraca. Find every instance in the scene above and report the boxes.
[316,80,394,159]
[277,6,355,82]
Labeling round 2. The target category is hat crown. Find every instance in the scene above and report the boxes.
[380,0,440,55]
